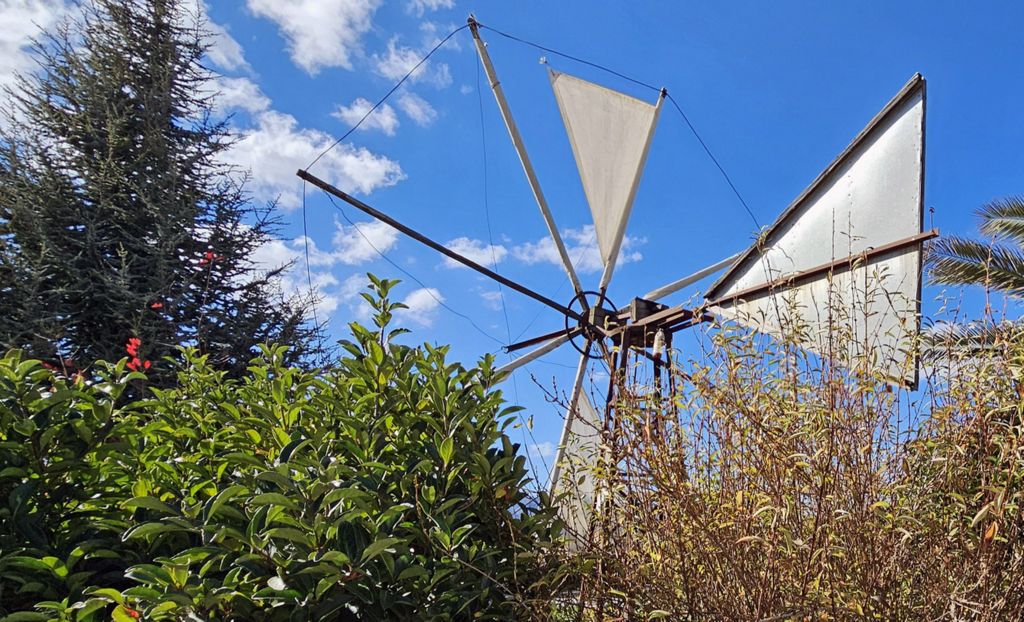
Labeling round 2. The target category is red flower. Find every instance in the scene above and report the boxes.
[126,358,151,372]
[150,301,163,309]
[126,608,140,619]
[125,337,150,373]
[199,250,222,267]
[126,337,141,358]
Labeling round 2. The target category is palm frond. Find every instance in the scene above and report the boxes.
[926,236,1024,296]
[921,319,1024,360]
[977,195,1024,248]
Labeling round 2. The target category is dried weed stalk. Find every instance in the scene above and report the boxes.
[552,282,1024,621]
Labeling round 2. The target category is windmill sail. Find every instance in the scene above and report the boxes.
[550,69,663,288]
[550,391,602,547]
[706,74,927,387]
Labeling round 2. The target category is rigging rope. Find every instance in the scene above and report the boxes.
[325,193,507,349]
[301,179,328,364]
[479,23,661,93]
[476,51,552,478]
[479,22,760,230]
[301,23,496,352]
[305,24,469,172]
[476,55,516,356]
[665,93,760,230]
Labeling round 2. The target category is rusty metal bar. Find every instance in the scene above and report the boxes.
[707,229,939,308]
[506,326,581,353]
[298,168,582,322]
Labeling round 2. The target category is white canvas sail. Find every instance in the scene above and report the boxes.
[549,392,602,547]
[706,74,927,387]
[550,69,663,288]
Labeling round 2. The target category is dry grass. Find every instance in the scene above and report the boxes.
[548,290,1024,621]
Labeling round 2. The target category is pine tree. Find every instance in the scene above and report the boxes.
[0,0,318,383]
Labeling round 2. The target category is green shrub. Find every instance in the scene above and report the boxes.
[0,276,565,620]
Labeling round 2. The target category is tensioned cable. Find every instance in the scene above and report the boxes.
[305,24,469,172]
[476,55,516,359]
[476,52,550,478]
[480,23,660,93]
[325,193,507,349]
[479,22,760,230]
[665,93,760,229]
[300,23,477,353]
[301,180,327,364]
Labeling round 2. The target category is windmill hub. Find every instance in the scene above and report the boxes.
[565,290,620,358]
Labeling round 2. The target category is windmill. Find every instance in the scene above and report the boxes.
[297,16,937,547]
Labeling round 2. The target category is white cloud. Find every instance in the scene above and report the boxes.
[332,97,399,136]
[247,0,381,74]
[211,76,270,114]
[396,287,443,327]
[372,37,451,88]
[223,110,404,209]
[480,290,504,311]
[419,21,461,52]
[336,273,374,321]
[512,224,644,274]
[333,219,399,265]
[202,9,249,72]
[250,236,343,313]
[397,92,437,126]
[0,0,69,93]
[407,0,454,16]
[528,441,556,459]
[459,84,473,95]
[248,222,398,319]
[442,237,506,269]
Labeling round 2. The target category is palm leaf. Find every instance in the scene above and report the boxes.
[921,319,1024,359]
[926,236,1024,296]
[977,195,1024,248]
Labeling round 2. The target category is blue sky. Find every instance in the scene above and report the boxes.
[4,1,1022,484]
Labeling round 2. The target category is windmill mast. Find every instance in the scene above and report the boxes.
[468,16,586,302]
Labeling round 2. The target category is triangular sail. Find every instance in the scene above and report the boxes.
[550,69,663,287]
[706,74,926,387]
[550,391,602,547]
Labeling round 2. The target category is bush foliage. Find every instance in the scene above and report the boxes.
[0,277,563,620]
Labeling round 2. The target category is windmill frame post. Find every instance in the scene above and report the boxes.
[467,15,588,307]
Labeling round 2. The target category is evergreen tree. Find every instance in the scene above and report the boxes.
[0,0,318,383]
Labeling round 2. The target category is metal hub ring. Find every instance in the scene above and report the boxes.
[564,290,617,359]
